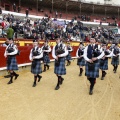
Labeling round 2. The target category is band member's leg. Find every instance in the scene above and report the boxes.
[46,64,50,70]
[101,70,106,80]
[88,78,96,95]
[114,65,118,73]
[79,67,83,76]
[13,71,19,80]
[60,76,64,85]
[37,74,42,82]
[55,75,61,90]
[33,75,37,87]
[8,71,14,84]
[43,64,46,72]
[113,65,115,71]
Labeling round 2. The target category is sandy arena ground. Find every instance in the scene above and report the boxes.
[0,59,120,120]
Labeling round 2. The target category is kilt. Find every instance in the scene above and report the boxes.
[77,58,85,66]
[66,53,72,60]
[43,55,50,64]
[111,57,119,65]
[99,59,108,70]
[31,60,42,74]
[7,56,18,70]
[54,57,66,75]
[85,61,99,78]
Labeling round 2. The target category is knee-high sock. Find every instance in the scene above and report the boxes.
[56,76,61,87]
[80,68,83,74]
[89,78,96,91]
[34,76,37,84]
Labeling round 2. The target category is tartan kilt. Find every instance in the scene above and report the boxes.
[31,60,42,74]
[66,53,72,60]
[99,59,108,70]
[77,58,85,66]
[85,61,100,78]
[7,56,18,70]
[111,57,119,65]
[43,55,50,64]
[54,57,66,75]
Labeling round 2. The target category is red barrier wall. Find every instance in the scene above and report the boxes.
[0,46,78,68]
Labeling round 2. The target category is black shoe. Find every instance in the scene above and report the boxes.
[4,75,11,78]
[104,72,107,77]
[79,73,82,76]
[60,78,64,85]
[7,80,13,84]
[47,65,50,70]
[14,74,19,80]
[38,76,42,82]
[114,71,116,73]
[101,77,104,80]
[113,69,115,71]
[89,90,93,95]
[42,70,46,72]
[32,83,36,87]
[55,85,60,90]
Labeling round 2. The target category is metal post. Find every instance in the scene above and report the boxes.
[118,8,119,20]
[52,0,53,18]
[19,0,21,6]
[66,1,68,19]
[37,0,38,15]
[0,0,1,6]
[105,7,107,17]
[80,3,81,16]
[93,5,94,15]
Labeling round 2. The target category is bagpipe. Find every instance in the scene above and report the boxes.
[55,44,65,66]
[113,48,120,60]
[100,49,110,66]
[7,45,20,56]
[32,47,42,68]
[77,48,84,62]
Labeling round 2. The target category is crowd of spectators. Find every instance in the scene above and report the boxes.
[0,8,119,43]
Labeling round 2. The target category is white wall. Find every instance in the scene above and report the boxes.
[70,0,120,5]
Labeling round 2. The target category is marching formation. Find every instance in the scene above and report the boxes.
[4,37,120,95]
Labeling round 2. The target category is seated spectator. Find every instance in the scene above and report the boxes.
[0,7,2,14]
[17,6,21,13]
[13,3,16,12]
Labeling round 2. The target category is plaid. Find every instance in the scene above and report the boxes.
[54,57,66,75]
[31,60,42,74]
[85,61,100,78]
[66,53,72,60]
[99,59,108,70]
[77,58,85,66]
[43,55,50,64]
[7,56,18,70]
[111,57,119,65]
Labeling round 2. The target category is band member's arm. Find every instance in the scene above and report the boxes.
[29,49,33,61]
[83,46,90,62]
[97,51,104,59]
[4,46,8,58]
[34,48,43,59]
[76,49,79,58]
[43,46,51,52]
[52,46,57,59]
[58,46,68,57]
[105,49,114,57]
